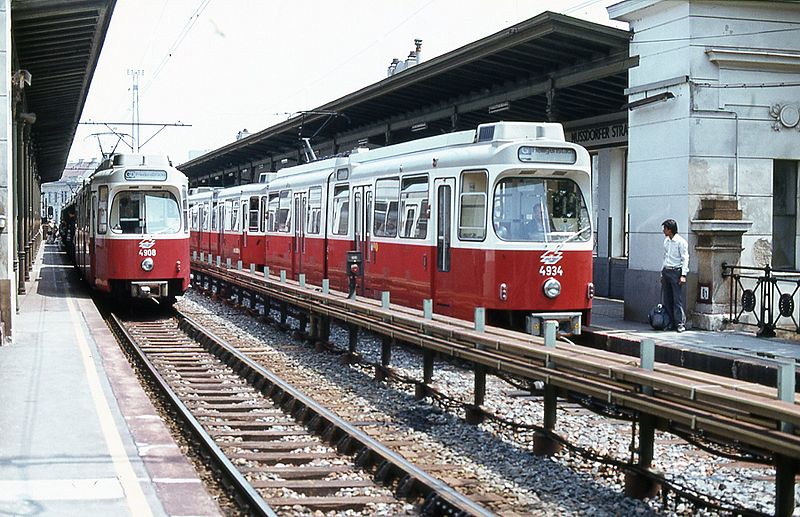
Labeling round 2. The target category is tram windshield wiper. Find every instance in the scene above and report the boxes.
[547,225,592,252]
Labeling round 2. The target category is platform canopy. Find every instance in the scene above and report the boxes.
[11,0,116,183]
[180,11,634,185]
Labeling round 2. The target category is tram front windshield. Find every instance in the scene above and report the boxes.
[492,177,590,243]
[110,190,182,234]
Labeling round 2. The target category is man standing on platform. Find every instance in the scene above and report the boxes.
[661,219,689,332]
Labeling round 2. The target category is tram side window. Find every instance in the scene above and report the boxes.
[97,186,108,234]
[266,193,279,232]
[223,200,233,231]
[182,186,189,234]
[459,170,487,241]
[230,200,240,232]
[201,202,210,231]
[307,187,322,235]
[399,175,429,239]
[260,196,267,233]
[332,185,350,235]
[248,196,260,232]
[211,202,219,231]
[191,205,198,230]
[373,177,399,237]
[277,190,291,232]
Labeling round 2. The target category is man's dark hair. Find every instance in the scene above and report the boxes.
[662,219,678,234]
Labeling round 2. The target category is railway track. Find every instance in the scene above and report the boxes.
[186,261,800,515]
[109,309,497,516]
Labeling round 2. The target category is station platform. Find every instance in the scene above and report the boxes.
[0,244,220,516]
[588,297,800,363]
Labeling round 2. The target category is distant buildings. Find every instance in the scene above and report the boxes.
[40,159,99,224]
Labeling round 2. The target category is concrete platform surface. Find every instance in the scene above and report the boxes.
[0,244,221,516]
[589,297,800,363]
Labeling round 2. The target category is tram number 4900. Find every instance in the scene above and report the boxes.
[539,265,563,276]
[139,249,157,257]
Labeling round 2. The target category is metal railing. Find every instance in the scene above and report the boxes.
[723,263,800,337]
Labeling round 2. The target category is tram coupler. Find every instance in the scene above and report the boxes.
[346,250,363,299]
[623,469,661,499]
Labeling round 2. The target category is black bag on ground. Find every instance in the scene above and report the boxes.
[648,303,669,330]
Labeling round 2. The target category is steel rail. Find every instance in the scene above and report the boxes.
[108,312,279,517]
[192,262,800,458]
[174,309,496,517]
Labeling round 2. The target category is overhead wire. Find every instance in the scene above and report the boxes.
[137,0,171,70]
[140,0,213,98]
[268,0,438,115]
[562,0,608,15]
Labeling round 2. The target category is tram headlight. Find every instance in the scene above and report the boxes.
[141,257,154,272]
[543,278,561,299]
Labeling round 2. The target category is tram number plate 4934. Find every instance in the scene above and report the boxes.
[539,265,563,276]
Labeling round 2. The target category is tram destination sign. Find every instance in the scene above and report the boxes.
[125,169,168,181]
[518,146,576,164]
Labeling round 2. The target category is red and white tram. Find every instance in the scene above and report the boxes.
[189,122,594,328]
[68,153,191,304]
[189,182,272,271]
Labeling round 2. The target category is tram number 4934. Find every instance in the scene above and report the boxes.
[139,249,157,257]
[539,265,563,276]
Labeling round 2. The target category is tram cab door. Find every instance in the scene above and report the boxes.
[352,186,372,296]
[292,192,307,276]
[433,178,455,312]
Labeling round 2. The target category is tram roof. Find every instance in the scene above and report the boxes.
[12,0,116,183]
[180,11,634,183]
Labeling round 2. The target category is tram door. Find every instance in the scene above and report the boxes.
[292,192,307,276]
[352,185,373,296]
[433,178,455,312]
[216,203,225,259]
[90,193,97,283]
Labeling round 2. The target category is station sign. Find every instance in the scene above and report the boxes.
[566,121,628,148]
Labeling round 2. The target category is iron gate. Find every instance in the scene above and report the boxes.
[723,263,800,337]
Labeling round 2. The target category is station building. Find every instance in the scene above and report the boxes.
[609,0,800,329]
[40,159,99,225]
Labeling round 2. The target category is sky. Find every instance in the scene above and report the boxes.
[67,0,627,165]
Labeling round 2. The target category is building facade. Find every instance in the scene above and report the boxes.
[40,159,98,225]
[610,0,800,328]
